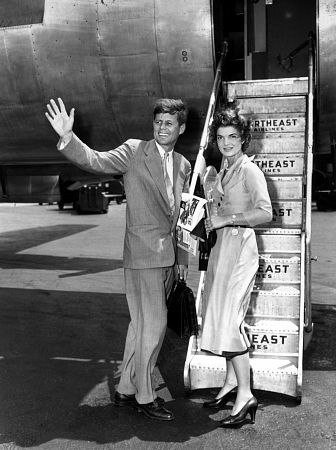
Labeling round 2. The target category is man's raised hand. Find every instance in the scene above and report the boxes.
[45,98,74,138]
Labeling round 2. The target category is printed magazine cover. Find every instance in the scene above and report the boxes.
[176,193,207,255]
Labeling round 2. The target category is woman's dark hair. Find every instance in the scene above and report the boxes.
[209,103,252,152]
[153,98,188,125]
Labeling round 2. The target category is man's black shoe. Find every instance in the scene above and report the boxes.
[155,396,165,406]
[114,392,165,407]
[134,399,175,421]
[114,392,136,407]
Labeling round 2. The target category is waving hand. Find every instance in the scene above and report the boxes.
[45,98,75,138]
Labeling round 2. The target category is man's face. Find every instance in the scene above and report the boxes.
[153,113,185,151]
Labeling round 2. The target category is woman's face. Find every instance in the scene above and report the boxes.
[216,125,243,163]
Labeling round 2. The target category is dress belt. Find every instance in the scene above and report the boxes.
[226,225,250,229]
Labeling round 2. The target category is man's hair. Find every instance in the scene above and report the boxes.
[210,102,252,152]
[153,98,188,125]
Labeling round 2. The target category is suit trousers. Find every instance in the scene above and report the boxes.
[117,266,175,404]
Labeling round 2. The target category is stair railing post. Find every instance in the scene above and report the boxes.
[304,31,315,333]
[189,41,228,196]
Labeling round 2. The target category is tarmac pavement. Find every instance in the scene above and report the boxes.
[0,201,335,450]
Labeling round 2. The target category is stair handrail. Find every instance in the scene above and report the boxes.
[304,31,316,333]
[277,38,309,72]
[189,40,228,196]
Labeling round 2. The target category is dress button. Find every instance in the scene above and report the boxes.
[232,228,238,236]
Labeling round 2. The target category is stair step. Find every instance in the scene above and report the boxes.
[250,356,298,375]
[186,349,299,397]
[248,134,305,154]
[246,324,299,354]
[256,201,303,228]
[253,284,301,293]
[225,77,308,98]
[187,352,230,391]
[255,228,301,234]
[245,318,299,332]
[250,356,299,398]
[256,256,301,285]
[250,285,300,318]
[188,352,298,372]
[256,232,301,254]
[252,114,306,135]
[266,176,303,201]
[238,96,306,114]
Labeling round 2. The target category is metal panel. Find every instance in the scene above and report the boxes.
[249,287,300,318]
[250,357,298,398]
[246,317,299,331]
[238,96,306,114]
[98,3,157,56]
[256,232,301,253]
[188,351,227,390]
[248,134,305,154]
[251,115,305,134]
[155,0,214,99]
[0,0,44,27]
[0,28,41,105]
[266,177,303,201]
[186,345,299,397]
[97,0,162,140]
[34,26,104,99]
[44,0,96,27]
[0,0,215,168]
[246,327,299,354]
[265,201,303,228]
[253,154,304,176]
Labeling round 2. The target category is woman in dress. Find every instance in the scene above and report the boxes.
[201,106,272,427]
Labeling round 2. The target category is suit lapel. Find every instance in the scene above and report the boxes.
[144,140,170,206]
[144,141,187,219]
[221,154,246,189]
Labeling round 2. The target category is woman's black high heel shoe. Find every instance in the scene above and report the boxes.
[203,387,236,409]
[219,396,258,427]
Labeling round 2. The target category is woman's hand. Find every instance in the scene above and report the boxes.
[205,215,229,232]
[45,98,75,138]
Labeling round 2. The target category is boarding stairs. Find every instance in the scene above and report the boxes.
[184,41,315,403]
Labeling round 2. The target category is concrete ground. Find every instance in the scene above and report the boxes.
[0,201,335,450]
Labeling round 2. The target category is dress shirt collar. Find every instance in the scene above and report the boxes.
[155,141,174,160]
[155,141,174,185]
[221,154,246,172]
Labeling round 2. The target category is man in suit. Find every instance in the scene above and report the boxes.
[45,97,191,421]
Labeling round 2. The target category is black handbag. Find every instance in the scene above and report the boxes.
[166,279,198,338]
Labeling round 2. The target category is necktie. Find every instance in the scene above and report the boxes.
[162,152,175,214]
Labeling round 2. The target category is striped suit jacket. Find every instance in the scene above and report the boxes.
[58,134,191,269]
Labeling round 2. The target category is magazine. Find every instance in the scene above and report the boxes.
[176,193,207,255]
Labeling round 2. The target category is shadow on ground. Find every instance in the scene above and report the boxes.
[0,225,122,276]
[0,288,217,447]
[1,292,335,447]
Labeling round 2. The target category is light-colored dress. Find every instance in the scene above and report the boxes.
[201,154,272,355]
